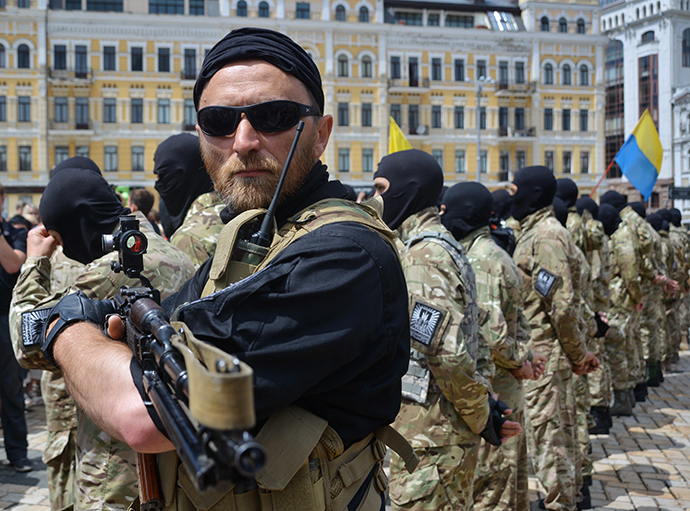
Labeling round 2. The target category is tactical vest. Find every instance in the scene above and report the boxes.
[400,231,480,405]
[154,198,416,511]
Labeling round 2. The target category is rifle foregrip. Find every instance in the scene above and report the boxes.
[137,452,163,511]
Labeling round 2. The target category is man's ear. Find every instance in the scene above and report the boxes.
[313,115,333,160]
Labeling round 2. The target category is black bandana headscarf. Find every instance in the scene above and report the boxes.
[510,166,556,222]
[492,189,511,220]
[600,190,627,213]
[374,149,443,231]
[670,208,682,227]
[556,178,578,208]
[40,167,128,265]
[51,156,102,178]
[153,133,214,235]
[194,27,324,113]
[552,197,568,227]
[629,201,646,219]
[576,196,598,219]
[598,204,621,236]
[441,182,492,241]
[646,212,663,232]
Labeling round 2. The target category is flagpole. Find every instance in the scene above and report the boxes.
[589,158,617,198]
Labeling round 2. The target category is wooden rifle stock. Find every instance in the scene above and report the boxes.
[137,452,163,511]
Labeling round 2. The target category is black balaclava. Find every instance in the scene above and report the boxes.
[629,201,646,219]
[576,196,599,219]
[153,133,214,235]
[492,189,511,220]
[670,208,682,227]
[552,196,568,227]
[598,203,621,236]
[51,156,102,178]
[441,182,492,241]
[600,190,627,213]
[342,184,357,201]
[662,220,670,232]
[556,178,579,208]
[40,167,128,265]
[510,166,556,222]
[374,149,443,231]
[658,209,672,223]
[646,212,663,232]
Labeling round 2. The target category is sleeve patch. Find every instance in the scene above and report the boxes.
[534,268,559,299]
[410,298,448,355]
[21,307,51,352]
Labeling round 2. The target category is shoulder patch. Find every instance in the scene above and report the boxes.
[409,298,449,355]
[21,307,51,352]
[534,268,559,299]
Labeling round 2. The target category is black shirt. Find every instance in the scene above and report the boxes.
[0,220,27,315]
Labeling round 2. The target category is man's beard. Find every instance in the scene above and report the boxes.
[201,132,317,213]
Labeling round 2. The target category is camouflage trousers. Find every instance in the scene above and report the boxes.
[638,294,666,368]
[473,368,528,511]
[587,336,612,407]
[390,438,480,511]
[573,374,592,479]
[604,309,631,391]
[664,301,682,362]
[524,368,581,511]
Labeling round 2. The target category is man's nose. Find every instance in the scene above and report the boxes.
[232,115,261,156]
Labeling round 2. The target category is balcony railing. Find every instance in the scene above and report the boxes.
[76,122,90,130]
[409,124,429,136]
[49,67,93,80]
[498,126,508,137]
[181,69,198,80]
[514,127,536,137]
[183,123,196,131]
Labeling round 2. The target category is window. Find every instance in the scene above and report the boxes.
[361,56,372,78]
[338,148,350,172]
[0,146,5,171]
[104,46,116,71]
[190,0,204,14]
[432,150,443,169]
[296,2,309,18]
[480,106,486,129]
[641,30,655,43]
[131,47,143,71]
[362,103,372,127]
[76,98,89,127]
[184,99,195,129]
[562,109,571,131]
[455,150,466,173]
[408,57,418,87]
[55,146,69,165]
[55,97,68,123]
[559,17,568,33]
[545,150,554,170]
[427,13,439,26]
[0,96,5,121]
[454,106,464,129]
[577,19,586,33]
[362,149,373,172]
[359,6,368,22]
[104,98,116,123]
[683,28,690,67]
[544,108,553,130]
[516,150,526,170]
[54,45,67,70]
[540,16,550,31]
[432,105,442,128]
[76,145,89,158]
[104,146,118,171]
[390,56,401,79]
[579,65,589,86]
[499,107,508,129]
[335,5,346,21]
[394,12,422,25]
[409,105,419,132]
[544,63,553,84]
[75,45,88,76]
[497,61,508,86]
[390,104,401,126]
[580,151,589,173]
[131,98,143,123]
[259,1,269,17]
[0,46,5,68]
[500,151,509,174]
[149,0,183,13]
[562,64,571,85]
[66,0,81,8]
[132,146,144,172]
[237,0,247,16]
[445,14,473,27]
[432,58,442,81]
[184,49,196,79]
[480,150,487,174]
[337,55,348,77]
[158,99,170,124]
[515,61,525,84]
[338,103,349,126]
[18,97,30,122]
[515,107,525,130]
[580,109,588,131]
[477,59,486,80]
[454,59,465,81]
[158,47,170,72]
[18,44,30,68]
[18,0,29,7]
[19,146,31,171]
[563,151,572,173]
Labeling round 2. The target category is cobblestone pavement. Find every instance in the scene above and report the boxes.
[2,351,690,511]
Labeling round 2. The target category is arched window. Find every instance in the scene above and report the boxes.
[615,14,619,25]
[641,30,655,43]
[0,46,5,68]
[259,1,269,16]
[559,17,568,32]
[643,5,646,16]
[337,54,348,77]
[577,18,585,33]
[361,55,372,77]
[650,3,654,13]
[237,0,247,16]
[579,64,589,85]
[540,16,549,31]
[544,63,553,84]
[17,44,30,69]
[359,5,369,22]
[562,64,571,85]
[335,5,346,21]
[683,28,690,66]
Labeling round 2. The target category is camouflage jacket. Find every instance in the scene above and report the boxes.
[461,226,530,372]
[169,191,225,269]
[513,205,587,370]
[392,207,490,446]
[566,209,585,253]
[609,219,644,310]
[582,214,611,313]
[565,213,597,339]
[620,206,658,284]
[660,230,682,303]
[669,225,690,292]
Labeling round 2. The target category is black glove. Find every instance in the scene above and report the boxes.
[594,312,609,338]
[41,291,118,367]
[480,395,509,447]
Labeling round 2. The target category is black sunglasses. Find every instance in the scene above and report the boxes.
[197,100,319,137]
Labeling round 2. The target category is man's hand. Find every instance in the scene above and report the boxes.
[635,302,645,311]
[573,351,599,375]
[665,278,680,296]
[531,352,547,379]
[27,225,59,259]
[500,418,523,444]
[509,360,534,380]
[480,395,523,446]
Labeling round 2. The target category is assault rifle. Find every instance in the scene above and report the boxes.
[104,216,266,506]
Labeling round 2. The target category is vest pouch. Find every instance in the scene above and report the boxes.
[233,239,269,267]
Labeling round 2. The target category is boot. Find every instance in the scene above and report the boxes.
[611,389,632,416]
[589,406,610,434]
[584,475,592,487]
[646,361,660,387]
[606,406,613,427]
[577,483,592,510]
[628,388,637,408]
[658,361,664,383]
[634,382,648,401]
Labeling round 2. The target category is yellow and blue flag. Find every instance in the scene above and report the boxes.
[614,109,663,201]
[388,116,412,154]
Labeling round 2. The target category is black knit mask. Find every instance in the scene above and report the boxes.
[510,166,556,222]
[441,182,492,241]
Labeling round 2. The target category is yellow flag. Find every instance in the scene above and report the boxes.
[388,116,412,154]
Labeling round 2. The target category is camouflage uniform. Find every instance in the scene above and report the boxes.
[668,225,690,362]
[390,207,490,511]
[513,205,587,511]
[9,211,196,511]
[169,191,225,269]
[462,226,531,511]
